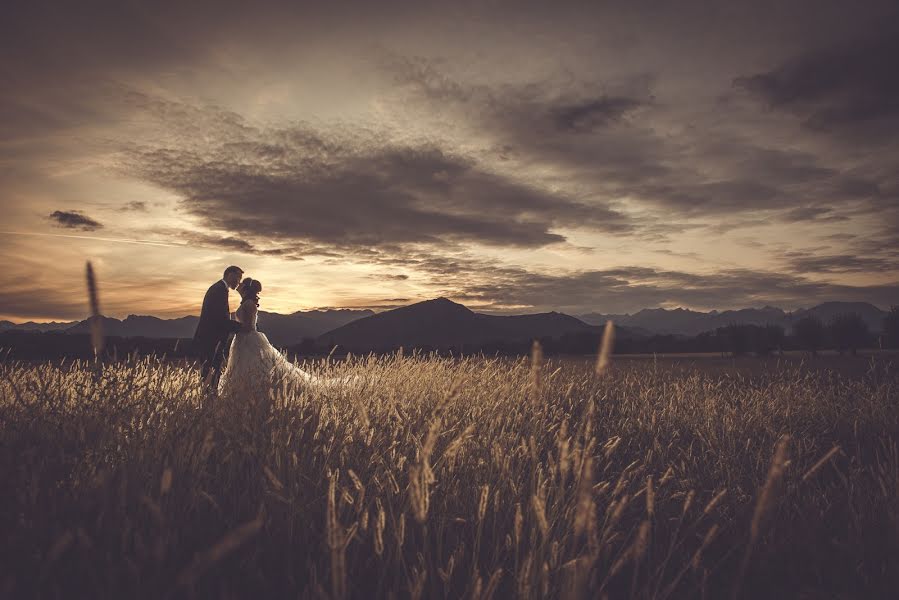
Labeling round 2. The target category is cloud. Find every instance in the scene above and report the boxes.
[120,201,148,212]
[148,229,316,260]
[333,298,412,311]
[48,210,103,231]
[3,3,898,320]
[781,206,848,223]
[387,56,889,223]
[550,96,645,133]
[342,247,899,313]
[456,263,899,314]
[116,94,635,253]
[735,27,899,137]
[782,251,899,274]
[387,55,662,175]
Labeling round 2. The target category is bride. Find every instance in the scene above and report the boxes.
[218,277,356,402]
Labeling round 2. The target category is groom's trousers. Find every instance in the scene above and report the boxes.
[197,336,229,393]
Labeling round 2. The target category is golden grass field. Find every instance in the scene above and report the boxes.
[1,349,897,599]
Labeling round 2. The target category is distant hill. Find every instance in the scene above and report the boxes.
[66,315,201,339]
[61,309,374,346]
[3,300,889,348]
[0,320,78,333]
[793,302,887,331]
[256,309,375,346]
[316,297,623,351]
[579,301,887,335]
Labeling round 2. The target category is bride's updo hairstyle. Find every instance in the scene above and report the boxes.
[240,278,262,306]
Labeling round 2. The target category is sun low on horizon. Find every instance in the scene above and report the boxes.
[1,1,897,323]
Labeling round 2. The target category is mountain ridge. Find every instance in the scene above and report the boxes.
[578,301,887,336]
[59,309,374,346]
[316,297,614,350]
[1,300,890,343]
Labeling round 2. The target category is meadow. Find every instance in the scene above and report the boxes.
[1,350,897,599]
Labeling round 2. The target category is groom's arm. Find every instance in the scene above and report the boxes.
[226,314,242,333]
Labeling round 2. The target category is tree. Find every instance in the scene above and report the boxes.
[885,306,899,349]
[719,323,751,356]
[829,313,869,356]
[754,324,785,356]
[794,315,826,356]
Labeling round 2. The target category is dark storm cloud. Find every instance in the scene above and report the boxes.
[116,94,634,251]
[736,27,899,137]
[387,55,661,176]
[732,17,899,229]
[48,210,103,231]
[388,57,888,222]
[550,96,644,133]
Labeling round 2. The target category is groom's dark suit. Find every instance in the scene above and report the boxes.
[194,280,242,391]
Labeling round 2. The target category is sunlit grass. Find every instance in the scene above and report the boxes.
[1,352,897,598]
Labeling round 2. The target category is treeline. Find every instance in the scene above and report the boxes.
[2,308,898,361]
[0,331,192,362]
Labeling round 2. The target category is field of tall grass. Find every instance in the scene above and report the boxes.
[1,350,897,599]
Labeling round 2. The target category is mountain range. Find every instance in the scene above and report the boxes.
[577,301,887,336]
[0,320,76,332]
[316,297,613,351]
[22,309,373,347]
[0,300,889,347]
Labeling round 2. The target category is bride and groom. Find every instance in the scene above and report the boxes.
[193,265,347,399]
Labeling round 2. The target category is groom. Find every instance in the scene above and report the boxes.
[194,265,244,392]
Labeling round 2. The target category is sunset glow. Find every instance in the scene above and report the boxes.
[2,1,897,321]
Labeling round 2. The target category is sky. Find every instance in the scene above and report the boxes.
[1,0,898,322]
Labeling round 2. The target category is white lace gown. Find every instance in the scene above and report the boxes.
[218,299,350,401]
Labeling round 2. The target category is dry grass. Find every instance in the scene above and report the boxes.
[1,352,897,599]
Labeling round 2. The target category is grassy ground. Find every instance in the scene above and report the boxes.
[1,352,897,599]
[565,351,899,378]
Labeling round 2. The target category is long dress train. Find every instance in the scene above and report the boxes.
[218,298,357,404]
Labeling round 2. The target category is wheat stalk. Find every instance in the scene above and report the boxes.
[176,511,264,587]
[85,261,104,357]
[529,340,543,397]
[802,446,841,482]
[732,434,791,599]
[595,320,615,375]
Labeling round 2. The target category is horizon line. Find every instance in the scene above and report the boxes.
[1,298,890,326]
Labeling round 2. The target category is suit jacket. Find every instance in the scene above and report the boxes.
[194,280,241,343]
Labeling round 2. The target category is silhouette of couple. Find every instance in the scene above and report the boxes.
[194,265,350,399]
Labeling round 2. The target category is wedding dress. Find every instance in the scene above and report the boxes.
[218,298,355,401]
